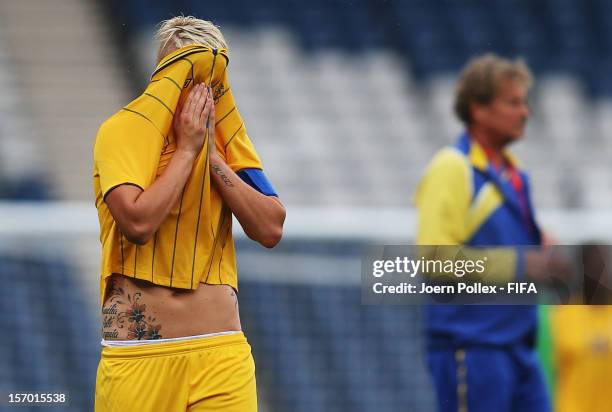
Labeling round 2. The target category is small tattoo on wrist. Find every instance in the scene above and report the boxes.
[212,164,234,187]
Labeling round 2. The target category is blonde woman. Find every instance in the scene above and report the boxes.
[93,16,285,411]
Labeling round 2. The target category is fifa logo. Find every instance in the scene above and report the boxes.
[506,283,537,293]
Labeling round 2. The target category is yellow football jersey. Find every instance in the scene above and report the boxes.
[93,45,262,305]
[551,306,612,412]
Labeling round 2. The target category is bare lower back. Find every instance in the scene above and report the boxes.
[101,274,241,340]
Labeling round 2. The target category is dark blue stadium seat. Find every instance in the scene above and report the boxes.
[0,256,99,412]
[106,0,610,92]
[239,277,435,411]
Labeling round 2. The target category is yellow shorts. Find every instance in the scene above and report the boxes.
[95,332,257,412]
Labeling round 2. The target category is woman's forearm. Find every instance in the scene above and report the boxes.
[209,154,285,248]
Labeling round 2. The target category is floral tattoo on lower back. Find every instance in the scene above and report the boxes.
[102,283,162,340]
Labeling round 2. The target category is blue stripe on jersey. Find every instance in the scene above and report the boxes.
[237,169,278,197]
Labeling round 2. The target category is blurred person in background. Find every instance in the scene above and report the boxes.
[546,244,612,412]
[93,16,285,411]
[415,54,555,412]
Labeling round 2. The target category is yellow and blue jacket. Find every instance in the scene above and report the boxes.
[415,132,541,346]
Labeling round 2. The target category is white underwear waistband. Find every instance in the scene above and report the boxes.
[101,330,241,347]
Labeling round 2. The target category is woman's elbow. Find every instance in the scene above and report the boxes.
[259,207,285,248]
[122,222,154,246]
[259,225,283,248]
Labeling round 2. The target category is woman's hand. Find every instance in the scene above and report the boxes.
[173,84,213,158]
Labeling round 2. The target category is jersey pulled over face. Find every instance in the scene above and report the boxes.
[93,46,263,305]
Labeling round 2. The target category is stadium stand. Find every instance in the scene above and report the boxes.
[0,3,103,411]
[0,31,49,200]
[0,0,129,201]
[0,255,99,411]
[106,0,612,209]
[237,238,435,412]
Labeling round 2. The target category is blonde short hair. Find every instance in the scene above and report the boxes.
[155,16,228,63]
[454,53,533,125]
